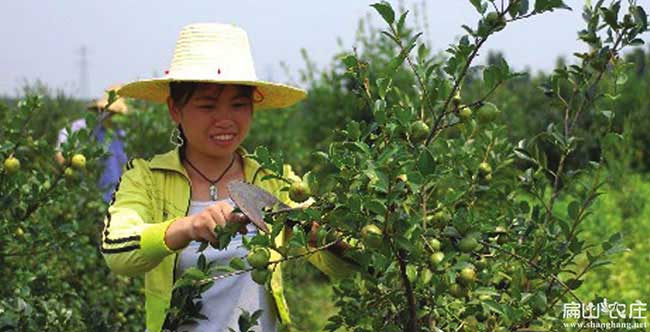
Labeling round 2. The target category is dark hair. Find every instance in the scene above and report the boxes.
[169,81,258,109]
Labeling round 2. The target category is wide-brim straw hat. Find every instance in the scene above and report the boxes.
[87,84,129,114]
[118,23,307,111]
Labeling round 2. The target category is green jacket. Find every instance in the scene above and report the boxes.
[100,146,356,332]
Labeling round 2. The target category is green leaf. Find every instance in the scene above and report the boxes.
[346,121,361,141]
[253,146,271,165]
[417,43,428,62]
[198,254,207,270]
[469,0,487,14]
[600,110,614,120]
[341,54,358,68]
[394,106,414,125]
[529,292,547,312]
[600,7,619,29]
[482,300,504,315]
[483,65,498,89]
[461,24,476,36]
[229,257,246,270]
[418,148,435,175]
[534,0,571,13]
[395,236,415,251]
[608,232,622,244]
[366,199,388,215]
[351,142,371,155]
[633,6,648,30]
[374,100,387,124]
[198,241,209,252]
[567,201,580,220]
[510,0,530,17]
[514,148,537,165]
[566,278,583,290]
[377,78,393,100]
[396,11,409,34]
[371,2,395,24]
[629,38,645,46]
[182,267,207,280]
[390,48,410,71]
[349,194,362,213]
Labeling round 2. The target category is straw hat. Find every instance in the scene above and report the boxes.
[87,84,129,114]
[118,23,307,111]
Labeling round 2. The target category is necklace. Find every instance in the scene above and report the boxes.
[185,154,236,201]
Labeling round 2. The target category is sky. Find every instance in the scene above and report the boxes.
[1,0,649,99]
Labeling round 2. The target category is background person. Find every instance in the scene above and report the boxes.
[56,86,129,202]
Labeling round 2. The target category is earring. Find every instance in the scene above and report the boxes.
[169,126,184,147]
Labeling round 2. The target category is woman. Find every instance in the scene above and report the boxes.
[101,23,356,332]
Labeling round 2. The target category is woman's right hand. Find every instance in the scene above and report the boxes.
[164,200,248,250]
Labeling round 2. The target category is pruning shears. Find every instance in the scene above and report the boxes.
[227,180,295,233]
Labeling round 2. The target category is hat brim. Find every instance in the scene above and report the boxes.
[87,98,129,114]
[118,78,307,111]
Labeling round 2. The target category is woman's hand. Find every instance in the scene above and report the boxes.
[164,200,248,250]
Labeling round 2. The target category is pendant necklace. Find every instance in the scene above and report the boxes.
[185,154,236,201]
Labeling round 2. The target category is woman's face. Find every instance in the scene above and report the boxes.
[168,83,253,159]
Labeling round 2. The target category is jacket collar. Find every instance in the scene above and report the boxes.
[148,146,263,184]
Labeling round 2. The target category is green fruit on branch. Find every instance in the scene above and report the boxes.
[449,283,468,298]
[475,256,488,270]
[485,12,499,25]
[428,238,442,251]
[479,173,492,184]
[395,173,408,182]
[323,192,337,205]
[429,209,452,227]
[251,268,270,285]
[64,167,75,179]
[485,12,506,31]
[3,156,20,173]
[406,265,418,283]
[458,235,480,253]
[444,124,463,139]
[429,252,445,266]
[418,268,434,285]
[246,248,270,269]
[71,153,86,169]
[477,102,500,124]
[361,224,383,249]
[529,293,547,315]
[15,227,25,237]
[478,162,492,176]
[458,106,473,122]
[452,92,462,107]
[409,120,430,143]
[459,267,477,285]
[289,181,310,203]
[461,316,479,332]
